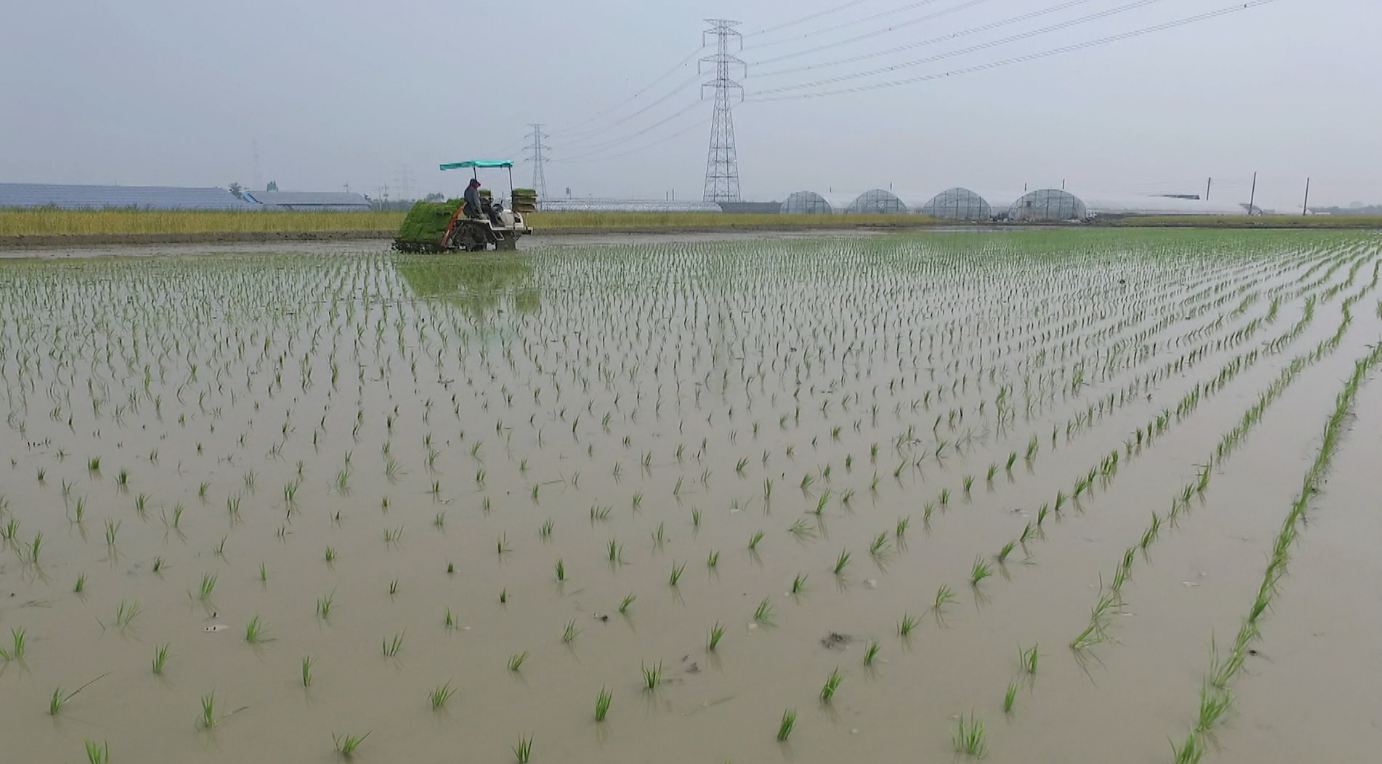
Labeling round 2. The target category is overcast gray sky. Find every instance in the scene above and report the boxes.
[2,0,1377,209]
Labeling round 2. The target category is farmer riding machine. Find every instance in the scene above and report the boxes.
[393,159,534,252]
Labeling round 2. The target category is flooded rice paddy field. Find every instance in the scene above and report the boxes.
[2,229,1381,763]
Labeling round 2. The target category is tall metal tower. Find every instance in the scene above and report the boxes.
[701,19,745,203]
[524,123,550,201]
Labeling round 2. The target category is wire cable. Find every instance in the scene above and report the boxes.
[746,0,1280,101]
[547,45,705,136]
[742,0,875,38]
[752,0,1094,73]
[750,0,1173,96]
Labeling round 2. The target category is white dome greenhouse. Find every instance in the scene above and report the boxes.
[781,191,833,214]
[846,189,907,214]
[1007,189,1088,222]
[917,188,993,220]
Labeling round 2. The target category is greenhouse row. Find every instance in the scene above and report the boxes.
[780,187,1251,221]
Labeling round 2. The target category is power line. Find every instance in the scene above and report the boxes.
[554,71,704,149]
[750,0,1094,72]
[751,0,1172,95]
[547,99,708,160]
[747,0,1280,102]
[743,0,958,49]
[702,19,745,203]
[548,46,705,137]
[742,0,873,37]
[551,109,714,164]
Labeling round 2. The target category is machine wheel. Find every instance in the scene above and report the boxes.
[447,221,489,252]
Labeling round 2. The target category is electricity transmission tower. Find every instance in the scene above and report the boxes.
[524,123,550,201]
[701,19,744,203]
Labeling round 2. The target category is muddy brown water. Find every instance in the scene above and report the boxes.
[1,230,1380,763]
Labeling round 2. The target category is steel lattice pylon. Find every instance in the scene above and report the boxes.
[524,123,549,202]
[701,19,744,203]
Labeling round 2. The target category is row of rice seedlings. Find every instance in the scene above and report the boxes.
[1168,332,1382,762]
[1071,281,1377,649]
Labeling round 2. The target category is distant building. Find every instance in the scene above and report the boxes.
[242,191,371,211]
[0,182,253,210]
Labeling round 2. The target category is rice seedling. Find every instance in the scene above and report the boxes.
[1195,685,1232,733]
[641,660,663,690]
[819,667,843,702]
[997,541,1015,563]
[429,680,457,710]
[508,651,528,671]
[970,557,993,586]
[199,692,217,729]
[668,561,686,586]
[595,686,613,721]
[84,740,110,764]
[114,599,141,628]
[244,615,266,643]
[753,597,775,624]
[952,712,987,757]
[707,621,726,651]
[333,731,370,758]
[562,618,580,643]
[1172,731,1204,764]
[301,655,314,687]
[555,558,566,582]
[0,627,24,662]
[898,612,919,637]
[74,573,87,593]
[1004,680,1019,714]
[382,631,404,657]
[1019,643,1039,674]
[152,643,170,675]
[869,532,889,557]
[618,594,636,614]
[790,572,808,594]
[707,549,720,568]
[512,735,533,763]
[777,708,797,741]
[316,591,335,619]
[198,573,217,601]
[863,640,881,665]
[325,546,336,562]
[934,584,956,611]
[747,529,765,551]
[833,549,851,575]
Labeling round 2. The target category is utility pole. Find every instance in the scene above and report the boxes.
[1248,171,1258,215]
[1205,177,1212,201]
[1302,177,1311,215]
[701,19,745,203]
[525,123,550,201]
